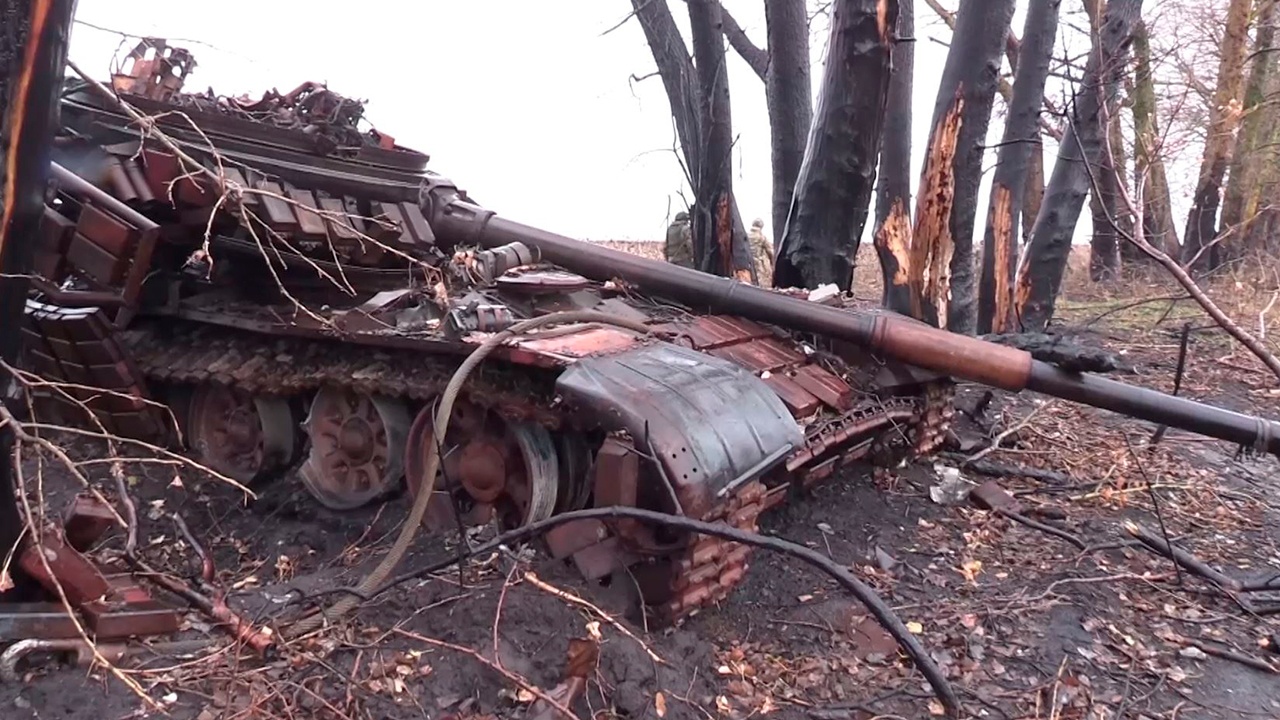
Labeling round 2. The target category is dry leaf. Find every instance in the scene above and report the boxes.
[929,699,946,715]
[907,621,924,634]
[655,692,667,718]
[715,695,732,715]
[0,569,13,593]
[960,559,983,584]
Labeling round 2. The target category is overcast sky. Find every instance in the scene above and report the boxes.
[67,1,1106,248]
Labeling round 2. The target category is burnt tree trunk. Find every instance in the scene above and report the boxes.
[1182,0,1252,273]
[1129,19,1178,254]
[763,0,812,246]
[687,0,754,279]
[976,0,1061,334]
[0,0,79,597]
[633,0,753,276]
[1016,0,1143,331]
[873,0,915,315]
[921,0,1016,334]
[773,0,897,292]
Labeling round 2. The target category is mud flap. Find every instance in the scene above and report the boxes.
[556,341,803,518]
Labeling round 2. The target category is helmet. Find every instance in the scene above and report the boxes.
[674,211,689,222]
[751,218,764,228]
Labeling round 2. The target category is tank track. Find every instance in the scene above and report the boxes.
[120,319,954,624]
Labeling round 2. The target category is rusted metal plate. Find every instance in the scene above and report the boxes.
[66,232,125,287]
[763,373,821,417]
[0,604,86,642]
[371,201,411,244]
[557,342,803,518]
[255,179,299,230]
[83,599,182,639]
[285,186,328,238]
[791,364,854,411]
[76,203,136,256]
[708,337,805,374]
[398,202,435,245]
[675,315,772,350]
[319,196,359,240]
[513,325,642,361]
[18,536,113,608]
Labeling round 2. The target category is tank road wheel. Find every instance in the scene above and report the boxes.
[300,388,411,510]
[404,400,562,531]
[187,384,297,484]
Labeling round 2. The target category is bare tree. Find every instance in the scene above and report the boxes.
[1017,0,1145,332]
[629,0,754,277]
[918,0,1016,333]
[1182,0,1252,272]
[687,0,754,278]
[772,0,898,291]
[874,0,915,314]
[1085,0,1131,280]
[1128,17,1179,255]
[0,0,79,595]
[977,0,1062,334]
[719,2,813,248]
[1221,0,1279,255]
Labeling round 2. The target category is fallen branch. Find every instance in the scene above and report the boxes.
[1123,521,1244,592]
[113,475,276,656]
[945,456,1075,485]
[965,402,1053,464]
[1124,521,1280,613]
[392,628,577,720]
[1182,638,1278,674]
[523,570,667,666]
[310,505,963,718]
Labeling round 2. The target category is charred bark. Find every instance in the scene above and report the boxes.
[1182,0,1252,273]
[977,0,1061,334]
[1022,151,1045,245]
[687,0,754,278]
[0,0,79,597]
[923,0,1016,334]
[763,0,812,246]
[1129,19,1178,254]
[1221,0,1278,255]
[1016,0,1143,332]
[874,0,914,315]
[773,0,897,292]
[909,94,964,328]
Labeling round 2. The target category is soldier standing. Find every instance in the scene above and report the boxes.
[748,218,773,286]
[664,210,695,269]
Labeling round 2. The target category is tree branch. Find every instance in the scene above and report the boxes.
[720,4,769,79]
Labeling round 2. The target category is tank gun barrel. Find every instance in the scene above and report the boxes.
[420,180,1280,457]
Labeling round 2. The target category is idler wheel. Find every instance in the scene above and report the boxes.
[404,400,561,530]
[300,388,410,510]
[187,384,296,484]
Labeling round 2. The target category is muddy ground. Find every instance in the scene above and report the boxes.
[3,265,1280,720]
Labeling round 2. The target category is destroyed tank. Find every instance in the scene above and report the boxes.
[21,41,1280,623]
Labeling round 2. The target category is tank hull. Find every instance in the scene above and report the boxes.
[19,64,950,622]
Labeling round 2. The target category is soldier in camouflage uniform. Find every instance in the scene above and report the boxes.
[664,210,695,269]
[748,218,773,286]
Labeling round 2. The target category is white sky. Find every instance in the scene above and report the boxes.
[67,1,1109,247]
